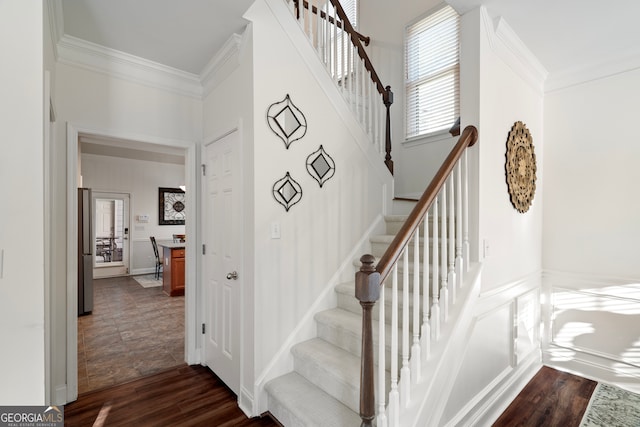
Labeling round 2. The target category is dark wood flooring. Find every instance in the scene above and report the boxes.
[65,364,595,426]
[492,366,597,427]
[64,364,280,427]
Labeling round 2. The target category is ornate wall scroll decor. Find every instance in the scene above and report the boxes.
[273,172,303,211]
[505,121,537,213]
[159,187,186,225]
[267,94,307,149]
[306,145,335,188]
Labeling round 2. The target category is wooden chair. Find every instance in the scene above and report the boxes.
[150,236,162,280]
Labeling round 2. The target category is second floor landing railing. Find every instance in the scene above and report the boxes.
[289,0,394,174]
[356,125,478,426]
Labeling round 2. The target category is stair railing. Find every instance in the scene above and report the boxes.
[288,0,394,174]
[355,125,478,426]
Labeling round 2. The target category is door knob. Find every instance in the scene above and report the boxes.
[226,271,238,280]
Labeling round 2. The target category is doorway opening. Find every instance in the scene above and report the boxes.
[70,128,193,397]
[93,192,130,278]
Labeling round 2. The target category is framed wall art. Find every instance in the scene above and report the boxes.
[159,187,186,225]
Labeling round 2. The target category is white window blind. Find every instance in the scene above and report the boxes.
[405,5,460,139]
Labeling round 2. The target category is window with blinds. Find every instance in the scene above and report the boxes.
[405,5,460,139]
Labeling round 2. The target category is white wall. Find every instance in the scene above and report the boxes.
[0,0,46,404]
[542,68,640,389]
[81,153,186,273]
[243,0,393,414]
[543,69,640,278]
[439,8,544,424]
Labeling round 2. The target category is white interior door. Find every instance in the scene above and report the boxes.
[92,192,130,278]
[203,131,241,393]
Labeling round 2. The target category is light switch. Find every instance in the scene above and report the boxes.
[271,222,281,239]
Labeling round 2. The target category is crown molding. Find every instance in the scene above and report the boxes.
[481,7,548,94]
[56,34,203,98]
[200,33,243,97]
[545,51,640,93]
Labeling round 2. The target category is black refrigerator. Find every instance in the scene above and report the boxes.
[78,188,93,315]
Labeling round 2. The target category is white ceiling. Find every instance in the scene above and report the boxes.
[450,0,640,78]
[61,0,255,75]
[60,0,640,80]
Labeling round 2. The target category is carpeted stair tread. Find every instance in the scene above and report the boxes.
[291,338,361,413]
[266,372,361,427]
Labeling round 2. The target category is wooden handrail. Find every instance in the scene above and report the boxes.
[294,0,371,46]
[355,125,477,426]
[292,0,395,175]
[375,125,478,283]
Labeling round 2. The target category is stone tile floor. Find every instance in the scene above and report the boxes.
[77,275,184,393]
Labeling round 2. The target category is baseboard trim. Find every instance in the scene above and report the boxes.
[452,353,541,426]
[130,268,156,276]
[239,386,255,418]
[53,384,67,406]
[543,346,640,394]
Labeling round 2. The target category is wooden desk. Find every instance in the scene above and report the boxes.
[160,243,185,296]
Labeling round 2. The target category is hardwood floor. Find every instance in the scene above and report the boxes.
[78,276,184,392]
[65,364,280,427]
[492,366,597,427]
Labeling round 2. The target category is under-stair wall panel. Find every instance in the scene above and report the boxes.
[244,0,393,415]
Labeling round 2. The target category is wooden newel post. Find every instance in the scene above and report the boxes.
[383,85,394,175]
[355,254,380,427]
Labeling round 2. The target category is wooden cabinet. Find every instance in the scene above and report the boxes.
[162,247,185,296]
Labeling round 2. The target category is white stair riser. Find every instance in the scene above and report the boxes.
[385,216,456,236]
[316,314,403,373]
[292,340,393,415]
[336,291,431,329]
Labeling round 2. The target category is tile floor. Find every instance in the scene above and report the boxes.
[77,275,185,393]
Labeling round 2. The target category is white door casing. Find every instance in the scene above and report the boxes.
[203,130,241,394]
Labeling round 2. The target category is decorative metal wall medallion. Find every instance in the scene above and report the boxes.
[505,121,537,213]
[273,172,303,211]
[267,94,307,149]
[306,145,335,187]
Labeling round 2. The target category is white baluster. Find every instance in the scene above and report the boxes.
[440,186,449,321]
[389,264,399,427]
[288,0,295,17]
[411,229,421,385]
[455,162,463,288]
[431,198,440,341]
[421,213,430,363]
[324,4,330,66]
[340,25,346,89]
[332,5,338,84]
[377,283,387,427]
[315,4,321,57]
[463,150,470,273]
[368,77,373,138]
[447,176,456,304]
[401,248,410,407]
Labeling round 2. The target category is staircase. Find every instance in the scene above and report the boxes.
[266,214,416,425]
[263,2,480,425]
[266,208,481,426]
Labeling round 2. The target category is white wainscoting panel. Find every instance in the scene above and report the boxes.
[544,271,640,392]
